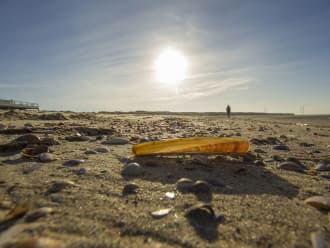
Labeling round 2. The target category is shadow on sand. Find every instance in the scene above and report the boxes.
[123,155,299,242]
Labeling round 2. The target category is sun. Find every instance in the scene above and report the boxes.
[154,48,188,85]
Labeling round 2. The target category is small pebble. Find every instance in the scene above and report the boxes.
[94,146,110,153]
[63,159,84,167]
[121,162,142,176]
[151,208,171,218]
[304,196,330,211]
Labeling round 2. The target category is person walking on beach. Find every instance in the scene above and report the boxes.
[226,104,231,118]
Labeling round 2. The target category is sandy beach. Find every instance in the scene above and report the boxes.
[0,110,329,248]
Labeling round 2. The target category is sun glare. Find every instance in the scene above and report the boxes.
[154,48,188,85]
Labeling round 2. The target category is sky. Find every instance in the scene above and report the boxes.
[0,0,329,114]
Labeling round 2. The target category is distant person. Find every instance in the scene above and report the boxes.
[226,105,231,118]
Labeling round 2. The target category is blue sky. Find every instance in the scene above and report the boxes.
[0,0,329,114]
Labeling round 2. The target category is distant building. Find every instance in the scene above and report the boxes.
[0,98,39,110]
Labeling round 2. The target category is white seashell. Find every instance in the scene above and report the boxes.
[151,208,171,218]
[165,192,175,199]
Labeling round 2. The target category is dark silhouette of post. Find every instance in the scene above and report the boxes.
[226,105,231,118]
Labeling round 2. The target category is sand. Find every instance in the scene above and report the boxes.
[0,110,329,247]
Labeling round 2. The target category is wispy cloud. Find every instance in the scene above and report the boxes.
[178,77,252,100]
[0,83,47,88]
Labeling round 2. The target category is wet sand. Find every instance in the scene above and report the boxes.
[0,110,329,247]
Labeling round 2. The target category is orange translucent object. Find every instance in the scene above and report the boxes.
[132,137,249,156]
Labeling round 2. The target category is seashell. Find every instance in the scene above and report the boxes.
[4,237,64,248]
[79,136,91,141]
[121,162,142,176]
[122,183,139,195]
[39,153,55,163]
[84,149,97,154]
[11,134,40,145]
[144,160,161,167]
[254,148,267,154]
[22,145,49,158]
[310,232,327,248]
[277,162,305,173]
[94,146,110,153]
[185,203,214,219]
[192,180,211,193]
[25,207,53,222]
[75,168,87,175]
[304,196,330,210]
[192,154,209,165]
[40,137,60,146]
[102,137,130,145]
[272,145,289,151]
[22,163,43,174]
[315,161,328,171]
[151,208,171,218]
[24,123,34,128]
[47,180,77,194]
[176,178,194,192]
[0,123,7,130]
[117,156,133,164]
[270,154,284,161]
[2,202,30,223]
[63,159,84,167]
[0,200,12,209]
[165,192,175,199]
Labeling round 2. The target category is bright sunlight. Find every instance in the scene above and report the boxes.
[154,48,188,85]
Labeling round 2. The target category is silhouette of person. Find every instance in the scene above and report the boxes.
[226,105,231,118]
